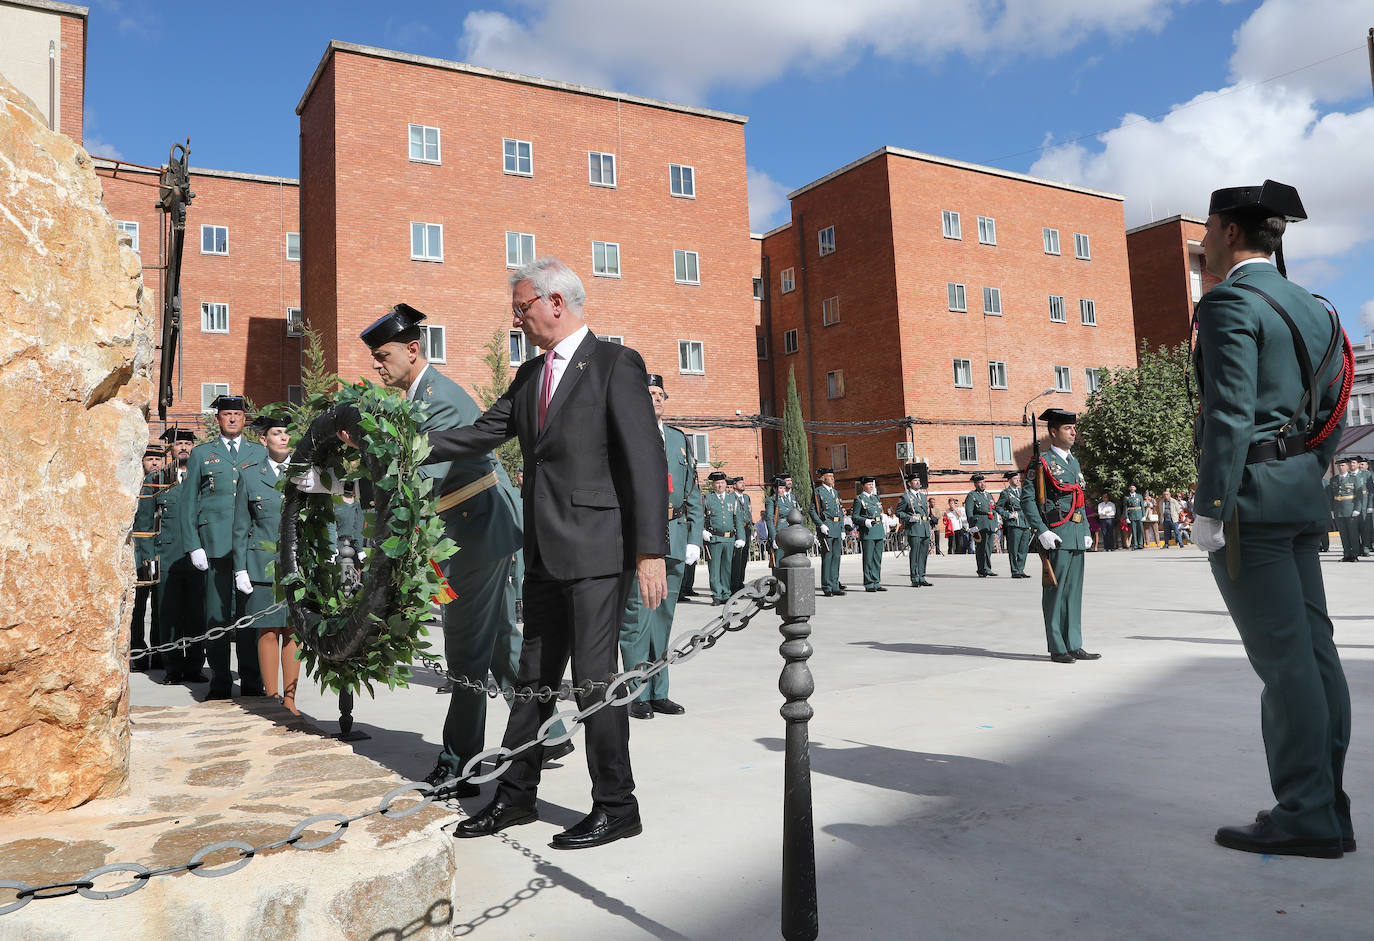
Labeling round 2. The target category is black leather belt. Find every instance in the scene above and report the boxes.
[669,503,686,521]
[1245,431,1309,465]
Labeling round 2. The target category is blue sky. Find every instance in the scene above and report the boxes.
[82,0,1374,335]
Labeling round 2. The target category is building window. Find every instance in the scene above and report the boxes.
[1043,227,1060,255]
[286,232,301,261]
[1085,367,1101,393]
[757,335,768,359]
[674,250,700,285]
[286,307,303,337]
[411,222,443,261]
[942,210,961,240]
[602,335,624,345]
[983,286,1002,316]
[670,163,695,198]
[1074,232,1091,260]
[592,240,620,277]
[589,151,616,187]
[988,361,1007,390]
[994,435,1013,464]
[953,358,973,388]
[830,444,849,471]
[507,330,529,365]
[419,325,446,363]
[678,339,705,374]
[201,382,229,412]
[201,302,228,334]
[780,268,795,293]
[116,220,139,251]
[688,432,710,467]
[821,296,839,326]
[784,329,799,354]
[826,370,845,399]
[408,124,440,163]
[1080,298,1097,326]
[977,216,996,245]
[201,224,228,255]
[506,231,536,268]
[958,435,978,463]
[818,225,835,256]
[947,282,967,312]
[752,277,764,300]
[1189,254,1204,302]
[503,138,532,176]
[287,385,304,406]
[1054,365,1072,392]
[1049,295,1066,323]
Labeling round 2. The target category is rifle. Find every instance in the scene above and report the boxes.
[768,487,780,567]
[1031,415,1058,587]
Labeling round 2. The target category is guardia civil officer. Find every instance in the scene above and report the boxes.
[702,471,745,604]
[1124,485,1146,549]
[1022,409,1098,663]
[728,476,753,593]
[964,473,997,577]
[130,444,165,671]
[1357,457,1373,555]
[997,470,1033,578]
[895,466,932,587]
[1192,181,1353,858]
[810,467,846,595]
[180,395,267,699]
[852,476,885,591]
[147,428,205,683]
[762,474,801,559]
[1327,459,1361,561]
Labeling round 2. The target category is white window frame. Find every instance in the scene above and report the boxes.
[988,360,1007,390]
[678,339,705,375]
[116,220,139,251]
[688,432,710,468]
[201,382,229,412]
[1080,298,1097,326]
[287,385,304,406]
[200,302,228,334]
[818,225,835,257]
[506,231,536,269]
[994,435,1013,465]
[1054,365,1072,392]
[783,329,799,354]
[420,324,447,363]
[411,222,443,262]
[780,268,795,293]
[942,210,961,240]
[674,249,700,285]
[285,232,301,261]
[592,240,620,278]
[1043,227,1060,255]
[826,369,845,399]
[201,224,228,255]
[669,163,695,198]
[958,435,978,464]
[508,330,528,366]
[821,296,839,326]
[983,286,1002,316]
[947,282,967,312]
[1074,232,1091,260]
[503,138,532,176]
[830,444,849,471]
[953,358,973,389]
[977,216,996,245]
[1049,294,1066,323]
[602,335,625,345]
[752,277,764,300]
[757,335,768,360]
[1085,367,1101,394]
[589,151,617,187]
[408,123,441,164]
[286,307,303,337]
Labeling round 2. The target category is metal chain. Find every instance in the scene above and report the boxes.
[0,576,780,916]
[129,602,287,659]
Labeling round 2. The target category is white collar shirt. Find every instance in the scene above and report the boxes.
[1226,257,1270,280]
[541,324,591,407]
[221,435,241,453]
[1050,445,1070,461]
[406,364,429,402]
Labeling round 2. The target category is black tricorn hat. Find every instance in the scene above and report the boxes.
[212,394,246,412]
[970,472,986,482]
[1039,407,1077,426]
[361,303,427,349]
[1004,470,1020,480]
[1208,180,1306,222]
[708,471,728,481]
[727,475,743,484]
[815,466,834,477]
[859,475,876,484]
[160,427,197,442]
[143,444,164,458]
[773,474,791,485]
[646,374,667,398]
[253,414,290,430]
[902,466,921,480]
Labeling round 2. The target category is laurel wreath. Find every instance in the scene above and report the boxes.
[277,381,456,695]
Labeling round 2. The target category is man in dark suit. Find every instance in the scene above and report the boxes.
[400,258,668,850]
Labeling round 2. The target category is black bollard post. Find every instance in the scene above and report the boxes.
[773,507,818,941]
[336,688,370,742]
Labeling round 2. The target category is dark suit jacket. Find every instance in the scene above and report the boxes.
[426,330,668,580]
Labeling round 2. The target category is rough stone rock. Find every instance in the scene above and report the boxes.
[0,71,154,815]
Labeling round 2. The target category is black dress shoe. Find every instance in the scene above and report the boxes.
[919,580,933,587]
[865,587,878,593]
[838,583,849,590]
[550,807,642,850]
[987,571,999,576]
[204,689,233,700]
[453,799,538,838]
[1255,810,1356,853]
[543,740,575,763]
[1069,648,1102,660]
[1215,817,1343,858]
[423,765,482,798]
[1049,652,1076,664]
[832,588,846,595]
[823,589,835,596]
[876,585,888,591]
[978,572,987,577]
[649,698,685,715]
[629,701,654,720]
[181,671,210,683]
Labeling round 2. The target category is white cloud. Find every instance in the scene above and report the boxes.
[1361,299,1374,335]
[82,136,124,161]
[1229,0,1372,104]
[747,167,790,233]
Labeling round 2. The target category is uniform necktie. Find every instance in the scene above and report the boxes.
[229,439,238,456]
[539,353,556,429]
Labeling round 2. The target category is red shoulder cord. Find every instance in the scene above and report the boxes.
[1037,456,1085,530]
[1306,297,1353,450]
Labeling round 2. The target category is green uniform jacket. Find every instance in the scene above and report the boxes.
[1355,469,1372,515]
[232,456,285,583]
[1193,261,1345,522]
[735,492,753,531]
[180,437,268,559]
[809,484,845,535]
[851,492,885,542]
[1328,473,1360,519]
[1124,493,1145,522]
[764,491,801,533]
[133,471,163,570]
[896,489,931,539]
[996,485,1030,530]
[964,490,997,534]
[1022,449,1090,550]
[152,469,191,567]
[335,499,366,548]
[703,491,742,541]
[664,424,704,560]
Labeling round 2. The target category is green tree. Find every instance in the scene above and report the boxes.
[1076,341,1195,499]
[473,329,523,480]
[780,365,813,527]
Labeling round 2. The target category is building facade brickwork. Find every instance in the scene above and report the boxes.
[1126,214,1217,352]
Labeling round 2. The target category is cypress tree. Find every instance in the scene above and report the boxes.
[780,365,813,528]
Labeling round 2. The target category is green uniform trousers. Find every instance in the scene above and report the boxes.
[159,558,205,678]
[1361,512,1373,554]
[1130,520,1145,549]
[906,535,929,584]
[818,534,842,592]
[620,556,686,701]
[861,540,883,589]
[1336,517,1360,561]
[707,541,734,602]
[1208,521,1351,841]
[1041,547,1084,655]
[206,556,263,697]
[974,533,994,575]
[1006,527,1032,576]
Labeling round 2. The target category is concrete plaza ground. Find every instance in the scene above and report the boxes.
[118,545,1371,939]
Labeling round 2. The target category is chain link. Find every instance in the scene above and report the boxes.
[0,576,780,916]
[129,601,287,659]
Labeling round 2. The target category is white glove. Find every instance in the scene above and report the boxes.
[1085,534,1093,550]
[1037,531,1062,551]
[684,544,701,566]
[1193,516,1225,552]
[819,524,830,536]
[702,531,714,543]
[189,547,209,571]
[235,570,253,595]
[865,518,876,528]
[357,549,367,563]
[734,539,745,549]
[292,467,343,494]
[1367,508,1373,515]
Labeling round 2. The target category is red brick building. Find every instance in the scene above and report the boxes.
[296,41,763,484]
[758,146,1139,497]
[0,0,85,143]
[1126,214,1218,351]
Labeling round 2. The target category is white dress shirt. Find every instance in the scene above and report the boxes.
[540,324,590,407]
[1225,256,1270,280]
[406,363,430,401]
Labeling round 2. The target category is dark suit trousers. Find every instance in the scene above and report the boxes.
[130,584,158,666]
[205,555,264,696]
[495,569,637,814]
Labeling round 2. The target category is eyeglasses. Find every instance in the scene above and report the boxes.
[512,294,543,319]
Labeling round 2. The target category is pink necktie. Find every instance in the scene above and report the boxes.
[539,353,555,429]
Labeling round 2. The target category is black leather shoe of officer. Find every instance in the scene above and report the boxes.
[423,765,481,798]
[629,701,653,720]
[823,589,835,596]
[453,799,538,838]
[550,807,642,850]
[204,688,233,700]
[1049,652,1076,664]
[876,585,888,591]
[838,582,849,590]
[1215,817,1343,858]
[649,698,685,715]
[543,740,575,763]
[987,571,999,576]
[1069,648,1102,660]
[919,580,933,587]
[1255,810,1356,853]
